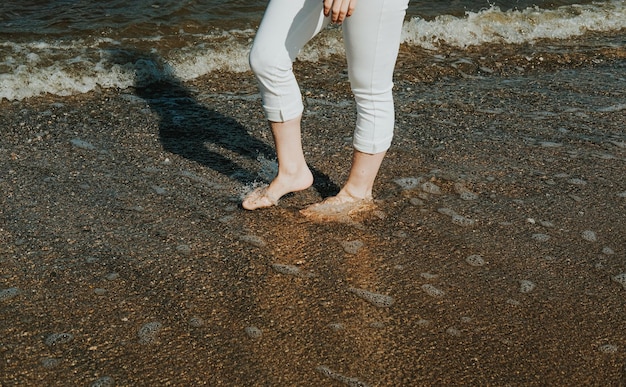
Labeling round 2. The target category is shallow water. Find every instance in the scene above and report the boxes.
[1,0,625,101]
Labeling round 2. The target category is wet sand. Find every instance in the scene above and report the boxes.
[1,59,625,386]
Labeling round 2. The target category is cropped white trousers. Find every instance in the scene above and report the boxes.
[249,0,408,154]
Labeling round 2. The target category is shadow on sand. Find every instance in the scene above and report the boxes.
[107,48,339,198]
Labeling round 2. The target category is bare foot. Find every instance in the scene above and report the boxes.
[299,192,376,222]
[242,167,313,210]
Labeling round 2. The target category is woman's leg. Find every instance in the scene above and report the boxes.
[304,0,408,211]
[244,0,330,210]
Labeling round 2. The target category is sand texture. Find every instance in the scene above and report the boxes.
[1,59,625,386]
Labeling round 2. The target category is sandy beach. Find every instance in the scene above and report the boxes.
[1,54,625,385]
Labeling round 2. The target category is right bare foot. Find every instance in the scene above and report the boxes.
[242,167,314,210]
[299,191,376,222]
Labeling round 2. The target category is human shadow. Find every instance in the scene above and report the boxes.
[107,48,339,198]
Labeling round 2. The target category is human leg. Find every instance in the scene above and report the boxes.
[245,0,330,209]
[242,117,313,210]
[302,0,408,216]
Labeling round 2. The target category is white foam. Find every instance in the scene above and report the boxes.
[401,3,626,49]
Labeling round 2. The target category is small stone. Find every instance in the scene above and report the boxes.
[532,233,550,242]
[465,255,486,267]
[176,244,192,255]
[0,287,19,302]
[94,288,107,296]
[45,333,74,346]
[189,317,205,327]
[341,240,364,255]
[581,230,597,242]
[519,280,536,294]
[611,273,626,290]
[244,326,262,339]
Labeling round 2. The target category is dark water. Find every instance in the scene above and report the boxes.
[0,0,625,101]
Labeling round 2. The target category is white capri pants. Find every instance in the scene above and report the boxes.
[249,0,409,154]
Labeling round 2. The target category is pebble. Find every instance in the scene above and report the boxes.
[421,182,442,195]
[598,344,618,354]
[567,178,587,185]
[465,255,486,267]
[451,214,476,227]
[239,234,266,248]
[581,230,597,242]
[189,317,205,327]
[176,244,192,255]
[454,183,478,200]
[271,263,315,278]
[244,326,262,339]
[316,365,369,387]
[137,321,163,344]
[519,280,536,294]
[328,323,344,331]
[94,288,107,296]
[152,186,167,195]
[341,240,364,255]
[394,177,422,190]
[532,233,551,242]
[612,273,626,290]
[105,272,119,281]
[70,138,96,150]
[348,288,394,308]
[602,247,614,255]
[409,197,425,206]
[40,357,62,369]
[437,207,475,226]
[90,376,116,387]
[0,287,19,302]
[446,327,462,337]
[421,284,445,298]
[45,332,74,346]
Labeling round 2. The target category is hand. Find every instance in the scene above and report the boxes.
[323,0,357,24]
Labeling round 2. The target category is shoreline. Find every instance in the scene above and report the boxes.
[1,60,625,385]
